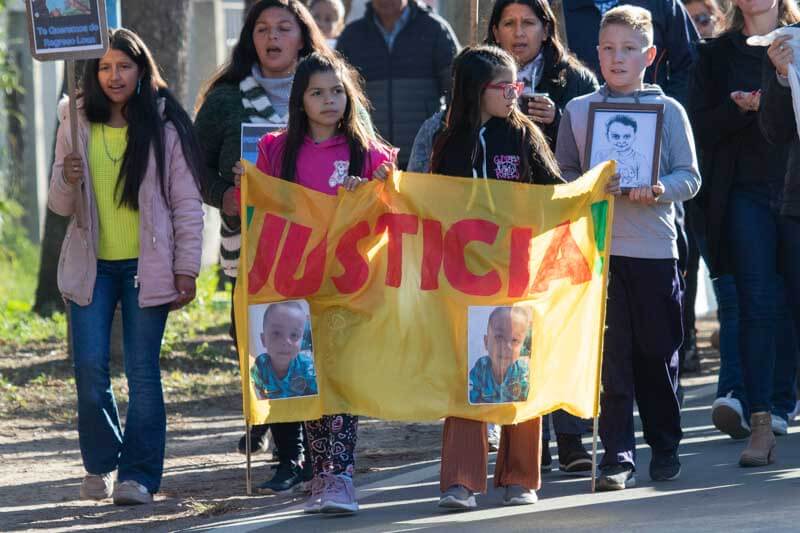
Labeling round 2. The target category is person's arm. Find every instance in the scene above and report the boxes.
[658,104,701,203]
[759,52,797,145]
[166,126,204,279]
[47,117,80,217]
[688,43,755,149]
[194,88,231,209]
[433,20,460,102]
[660,0,699,106]
[554,107,584,182]
[407,112,442,173]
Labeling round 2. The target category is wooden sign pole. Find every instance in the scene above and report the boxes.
[470,0,480,45]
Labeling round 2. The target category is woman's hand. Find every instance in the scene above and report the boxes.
[63,153,83,185]
[171,274,196,310]
[222,187,239,216]
[605,173,622,196]
[768,35,794,78]
[221,161,245,216]
[731,90,761,113]
[527,95,557,125]
[372,161,395,182]
[342,175,366,191]
[627,182,665,205]
[232,161,244,188]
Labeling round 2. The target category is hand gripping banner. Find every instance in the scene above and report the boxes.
[235,162,616,426]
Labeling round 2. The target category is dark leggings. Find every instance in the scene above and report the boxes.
[305,414,359,478]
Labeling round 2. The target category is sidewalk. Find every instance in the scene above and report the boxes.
[185,377,800,532]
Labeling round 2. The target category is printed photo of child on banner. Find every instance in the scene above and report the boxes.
[247,300,318,401]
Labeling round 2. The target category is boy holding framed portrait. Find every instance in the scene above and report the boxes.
[554,5,701,492]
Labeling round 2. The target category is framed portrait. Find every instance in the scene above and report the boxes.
[585,102,664,192]
[25,0,108,61]
[467,305,533,405]
[247,300,319,401]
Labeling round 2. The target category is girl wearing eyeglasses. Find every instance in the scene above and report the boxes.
[432,45,562,512]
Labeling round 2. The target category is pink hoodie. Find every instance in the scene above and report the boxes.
[256,132,396,195]
[48,98,204,308]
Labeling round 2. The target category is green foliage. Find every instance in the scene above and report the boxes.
[162,268,231,353]
[0,197,40,301]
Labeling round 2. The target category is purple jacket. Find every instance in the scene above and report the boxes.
[48,98,204,307]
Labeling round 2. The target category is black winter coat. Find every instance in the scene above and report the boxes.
[535,46,599,149]
[689,32,790,276]
[337,0,459,168]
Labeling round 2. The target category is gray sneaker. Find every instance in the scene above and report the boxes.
[80,473,113,500]
[112,480,153,505]
[502,485,538,505]
[438,484,476,510]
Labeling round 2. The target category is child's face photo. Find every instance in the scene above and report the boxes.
[261,304,306,367]
[484,309,529,365]
[597,23,656,94]
[607,121,636,152]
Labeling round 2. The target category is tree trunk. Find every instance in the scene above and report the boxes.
[121,0,193,102]
[32,67,74,317]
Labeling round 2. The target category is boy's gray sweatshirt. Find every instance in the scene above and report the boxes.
[556,84,700,260]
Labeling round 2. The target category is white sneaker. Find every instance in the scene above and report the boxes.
[112,480,153,505]
[438,484,476,510]
[80,473,113,500]
[772,414,789,436]
[711,394,750,440]
[789,400,800,421]
[502,485,538,505]
[488,424,501,452]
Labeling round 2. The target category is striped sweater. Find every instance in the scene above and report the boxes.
[194,78,287,277]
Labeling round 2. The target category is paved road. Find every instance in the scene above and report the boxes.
[184,381,800,533]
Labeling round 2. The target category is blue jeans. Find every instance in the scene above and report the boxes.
[70,259,170,493]
[690,203,743,404]
[727,189,800,415]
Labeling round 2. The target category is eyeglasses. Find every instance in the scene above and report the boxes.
[485,81,524,100]
[692,13,715,28]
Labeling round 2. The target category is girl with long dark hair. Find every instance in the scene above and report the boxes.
[235,51,395,515]
[48,28,204,505]
[194,0,331,493]
[434,45,562,511]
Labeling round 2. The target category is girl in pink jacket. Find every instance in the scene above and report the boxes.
[236,51,395,514]
[47,29,204,506]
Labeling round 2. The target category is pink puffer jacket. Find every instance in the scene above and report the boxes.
[48,98,204,308]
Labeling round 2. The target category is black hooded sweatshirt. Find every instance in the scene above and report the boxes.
[432,117,562,185]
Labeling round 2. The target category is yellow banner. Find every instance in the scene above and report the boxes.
[235,162,615,425]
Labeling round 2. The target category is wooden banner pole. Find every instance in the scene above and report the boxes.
[246,423,253,496]
[470,0,480,45]
[591,412,599,492]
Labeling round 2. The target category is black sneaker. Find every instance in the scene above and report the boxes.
[556,433,593,475]
[596,464,635,491]
[257,462,303,495]
[541,440,553,473]
[650,451,681,481]
[238,424,270,455]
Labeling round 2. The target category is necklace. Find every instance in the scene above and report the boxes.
[101,124,125,164]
